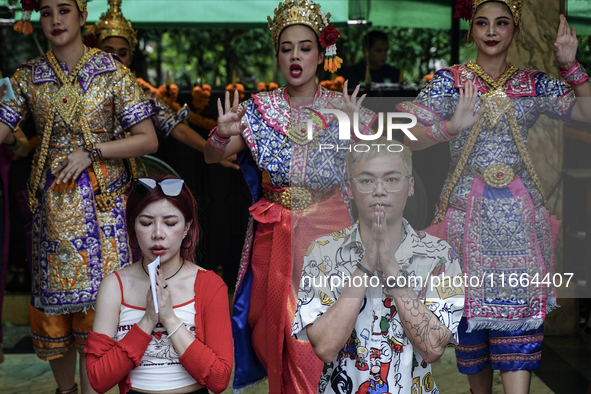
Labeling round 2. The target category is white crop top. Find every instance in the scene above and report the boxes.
[114,272,198,391]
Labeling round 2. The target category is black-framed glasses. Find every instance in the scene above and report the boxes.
[134,178,185,197]
[351,175,410,193]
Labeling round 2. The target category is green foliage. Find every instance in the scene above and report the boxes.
[577,36,591,70]
[141,28,274,89]
[140,25,458,88]
[0,27,48,78]
[337,26,453,85]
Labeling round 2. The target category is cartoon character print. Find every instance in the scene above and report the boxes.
[355,348,392,394]
[330,365,354,394]
[139,323,196,366]
[319,362,333,393]
[339,329,360,361]
[335,241,364,275]
[383,302,406,347]
[142,336,179,365]
[430,256,446,277]
[320,255,334,276]
[300,256,324,297]
[411,353,428,375]
[355,347,369,371]
[292,296,316,336]
[425,300,464,336]
[295,223,464,394]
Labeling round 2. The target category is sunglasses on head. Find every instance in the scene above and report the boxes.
[134,178,185,197]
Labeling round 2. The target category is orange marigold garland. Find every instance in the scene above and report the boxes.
[319,23,343,73]
[136,80,217,131]
[257,82,279,92]
[319,75,345,92]
[168,84,218,130]
[188,111,217,131]
[189,84,216,130]
[225,83,246,102]
[15,0,88,34]
[192,85,212,113]
[14,0,38,35]
[136,78,160,96]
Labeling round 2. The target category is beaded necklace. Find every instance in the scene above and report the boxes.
[141,258,184,281]
[466,61,519,129]
[433,62,546,224]
[28,48,98,212]
[28,48,129,212]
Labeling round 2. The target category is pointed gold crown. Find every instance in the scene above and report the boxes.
[267,0,328,52]
[94,0,137,49]
[473,0,523,26]
[76,0,87,12]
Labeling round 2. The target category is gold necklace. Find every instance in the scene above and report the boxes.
[466,61,519,128]
[433,62,547,224]
[28,48,99,213]
[285,106,318,146]
[283,90,319,147]
[46,47,96,129]
[49,47,128,212]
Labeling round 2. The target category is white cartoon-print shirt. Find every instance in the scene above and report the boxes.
[292,219,465,394]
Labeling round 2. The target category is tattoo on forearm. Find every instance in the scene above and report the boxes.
[393,287,450,361]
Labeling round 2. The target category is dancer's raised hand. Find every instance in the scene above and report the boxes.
[216,90,247,138]
[448,80,484,135]
[330,80,367,133]
[554,14,578,71]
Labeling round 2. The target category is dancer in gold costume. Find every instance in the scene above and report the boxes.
[93,0,237,170]
[0,1,158,392]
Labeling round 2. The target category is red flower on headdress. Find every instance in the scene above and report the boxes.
[20,0,40,12]
[319,24,342,48]
[83,34,98,48]
[453,0,473,21]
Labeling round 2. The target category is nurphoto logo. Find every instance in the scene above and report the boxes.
[305,109,418,152]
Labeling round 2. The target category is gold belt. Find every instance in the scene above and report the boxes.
[457,163,525,188]
[263,187,331,210]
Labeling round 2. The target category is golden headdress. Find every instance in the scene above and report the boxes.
[93,0,137,49]
[268,0,343,73]
[454,0,523,27]
[14,0,88,35]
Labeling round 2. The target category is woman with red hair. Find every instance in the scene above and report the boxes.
[85,176,233,394]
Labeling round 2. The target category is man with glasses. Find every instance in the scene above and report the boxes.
[292,137,465,394]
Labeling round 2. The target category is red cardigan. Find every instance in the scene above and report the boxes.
[85,270,233,394]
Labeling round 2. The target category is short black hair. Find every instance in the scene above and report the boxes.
[362,31,389,51]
